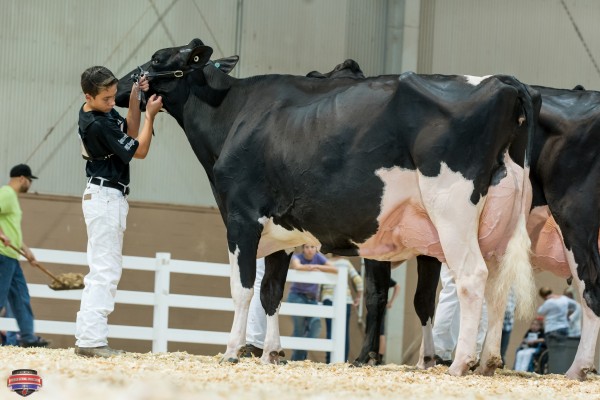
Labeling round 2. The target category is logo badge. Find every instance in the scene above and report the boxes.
[7,369,42,397]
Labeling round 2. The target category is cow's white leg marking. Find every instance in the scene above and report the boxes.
[417,319,436,369]
[418,163,487,376]
[566,252,599,381]
[222,247,254,362]
[261,311,284,364]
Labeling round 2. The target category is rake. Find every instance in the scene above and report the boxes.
[7,243,84,291]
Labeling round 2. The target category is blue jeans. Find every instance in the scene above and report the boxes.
[288,292,321,361]
[3,303,19,345]
[323,299,351,363]
[0,254,36,343]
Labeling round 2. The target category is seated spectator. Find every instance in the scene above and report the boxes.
[514,318,545,371]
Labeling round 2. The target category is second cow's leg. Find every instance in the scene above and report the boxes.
[414,255,441,369]
[353,259,390,366]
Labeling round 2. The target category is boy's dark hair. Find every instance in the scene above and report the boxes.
[81,66,118,97]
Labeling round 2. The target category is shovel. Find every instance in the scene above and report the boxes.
[7,243,84,291]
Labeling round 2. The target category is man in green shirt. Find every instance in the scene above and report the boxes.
[0,164,48,347]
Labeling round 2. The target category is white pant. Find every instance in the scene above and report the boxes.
[246,258,266,348]
[432,264,488,360]
[75,184,128,347]
[514,347,537,371]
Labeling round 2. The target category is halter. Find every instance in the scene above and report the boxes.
[132,61,218,82]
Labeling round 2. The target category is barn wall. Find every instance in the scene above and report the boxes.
[419,0,600,89]
[1,0,392,208]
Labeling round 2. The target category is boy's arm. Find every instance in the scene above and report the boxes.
[133,94,162,159]
[125,76,149,139]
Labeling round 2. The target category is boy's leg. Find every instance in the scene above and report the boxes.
[76,188,127,352]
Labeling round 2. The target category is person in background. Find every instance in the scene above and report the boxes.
[287,244,336,361]
[243,258,267,358]
[537,287,578,340]
[377,276,400,364]
[0,164,48,348]
[433,263,487,366]
[500,287,516,366]
[321,255,363,363]
[563,287,582,338]
[514,318,545,371]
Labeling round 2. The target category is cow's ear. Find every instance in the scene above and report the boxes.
[213,55,239,75]
[189,45,213,68]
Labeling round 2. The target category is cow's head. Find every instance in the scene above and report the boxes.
[116,39,239,111]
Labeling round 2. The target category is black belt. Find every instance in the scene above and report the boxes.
[89,177,130,195]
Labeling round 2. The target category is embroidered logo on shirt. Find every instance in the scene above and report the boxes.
[124,139,135,151]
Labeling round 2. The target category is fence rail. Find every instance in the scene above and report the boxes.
[0,248,348,362]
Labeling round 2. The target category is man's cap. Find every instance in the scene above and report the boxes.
[10,164,38,179]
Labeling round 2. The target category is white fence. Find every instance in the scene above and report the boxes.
[0,249,349,362]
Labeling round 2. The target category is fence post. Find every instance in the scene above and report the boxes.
[152,252,171,352]
[330,262,348,363]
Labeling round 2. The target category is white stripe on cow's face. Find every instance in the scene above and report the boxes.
[464,75,491,86]
[256,216,320,258]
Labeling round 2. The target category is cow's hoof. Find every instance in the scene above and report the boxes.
[565,366,589,381]
[367,351,382,366]
[447,362,469,376]
[475,356,501,376]
[417,356,436,369]
[220,356,239,364]
[262,350,287,365]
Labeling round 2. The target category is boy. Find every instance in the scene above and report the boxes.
[75,66,162,357]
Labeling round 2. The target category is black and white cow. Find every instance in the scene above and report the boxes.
[362,85,600,380]
[116,39,540,376]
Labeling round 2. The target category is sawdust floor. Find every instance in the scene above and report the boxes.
[1,347,599,399]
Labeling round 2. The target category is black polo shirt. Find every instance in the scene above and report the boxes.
[78,105,139,185]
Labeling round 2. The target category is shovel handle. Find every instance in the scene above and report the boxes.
[7,243,63,285]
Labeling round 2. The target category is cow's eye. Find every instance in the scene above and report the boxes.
[193,56,199,63]
[152,58,159,65]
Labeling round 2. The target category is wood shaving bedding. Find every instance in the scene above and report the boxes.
[0,347,598,400]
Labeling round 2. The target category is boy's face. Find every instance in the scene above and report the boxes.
[85,84,117,113]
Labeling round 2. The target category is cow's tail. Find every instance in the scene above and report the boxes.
[495,77,540,320]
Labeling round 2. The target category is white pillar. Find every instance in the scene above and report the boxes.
[330,263,348,363]
[152,252,171,353]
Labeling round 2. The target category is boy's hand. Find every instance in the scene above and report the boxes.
[145,94,163,118]
[137,75,150,92]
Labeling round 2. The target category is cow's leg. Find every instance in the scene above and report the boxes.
[566,276,599,380]
[353,259,390,366]
[476,260,504,376]
[221,236,259,363]
[260,250,292,365]
[414,255,441,369]
[419,172,487,376]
